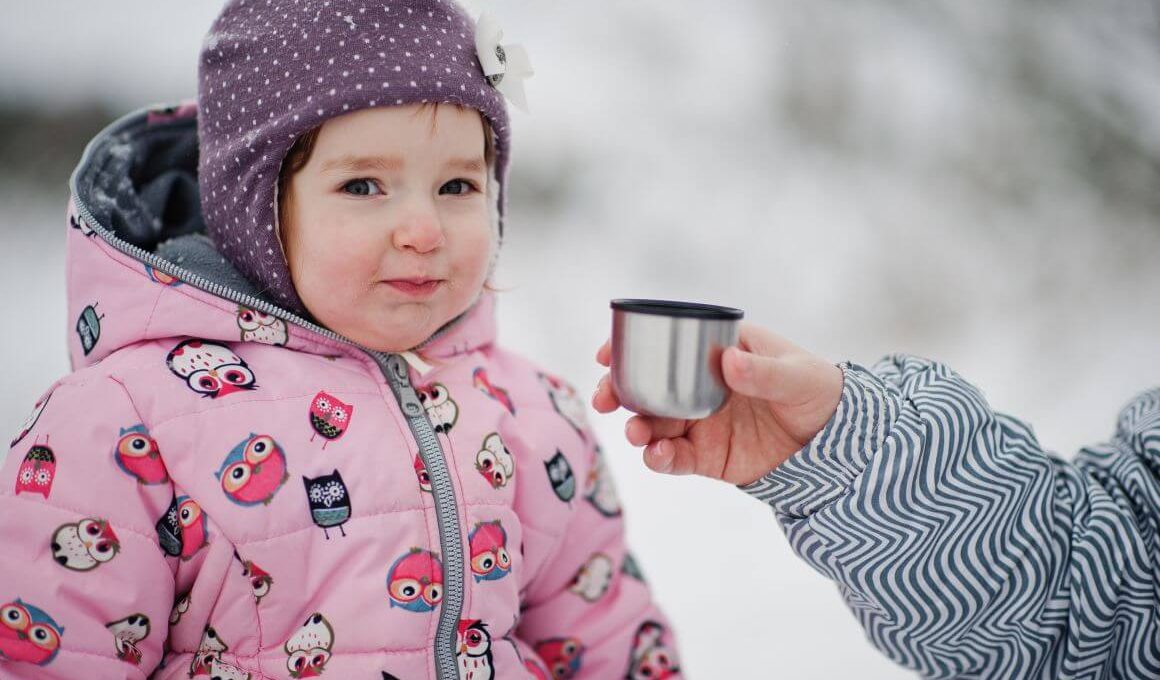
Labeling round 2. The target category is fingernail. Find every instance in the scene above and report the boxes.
[649,442,672,473]
[734,351,751,375]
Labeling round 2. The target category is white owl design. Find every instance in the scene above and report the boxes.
[166,339,256,399]
[284,612,334,678]
[569,553,614,602]
[457,620,494,680]
[209,659,253,680]
[584,448,623,518]
[418,383,459,433]
[51,517,121,571]
[476,433,515,489]
[237,306,288,346]
[188,626,228,677]
[539,373,589,439]
[106,613,150,665]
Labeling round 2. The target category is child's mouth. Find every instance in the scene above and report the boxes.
[384,279,443,297]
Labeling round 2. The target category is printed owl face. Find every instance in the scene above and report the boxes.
[473,367,516,415]
[14,443,56,498]
[189,625,228,676]
[539,372,589,438]
[569,554,614,602]
[627,621,679,680]
[309,392,354,444]
[303,470,352,539]
[216,434,289,506]
[417,383,458,433]
[476,433,514,489]
[146,266,182,286]
[166,339,256,399]
[51,517,121,571]
[544,451,576,502]
[169,593,191,625]
[457,619,492,658]
[76,303,104,356]
[469,521,512,583]
[237,306,288,346]
[114,424,169,486]
[414,455,433,493]
[106,613,150,666]
[584,447,622,518]
[157,495,209,560]
[210,659,253,680]
[387,549,444,613]
[534,637,584,680]
[284,612,334,679]
[241,560,273,603]
[0,599,64,666]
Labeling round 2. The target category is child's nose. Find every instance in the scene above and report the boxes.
[391,205,446,253]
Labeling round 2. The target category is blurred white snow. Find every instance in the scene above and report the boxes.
[3,1,1159,677]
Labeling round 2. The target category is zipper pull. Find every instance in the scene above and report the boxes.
[386,354,425,418]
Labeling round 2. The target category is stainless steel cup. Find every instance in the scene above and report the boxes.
[610,299,743,420]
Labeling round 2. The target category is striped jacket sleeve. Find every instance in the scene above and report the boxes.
[740,354,1160,678]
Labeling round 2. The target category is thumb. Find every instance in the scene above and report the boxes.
[722,346,812,404]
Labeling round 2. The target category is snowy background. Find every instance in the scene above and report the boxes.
[3,1,1159,677]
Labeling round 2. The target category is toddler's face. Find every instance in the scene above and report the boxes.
[280,104,495,352]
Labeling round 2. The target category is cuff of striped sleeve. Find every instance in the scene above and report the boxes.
[737,360,904,519]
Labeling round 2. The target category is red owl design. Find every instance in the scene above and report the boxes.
[414,455,432,493]
[14,438,56,499]
[472,367,515,415]
[626,621,680,680]
[309,392,353,447]
[534,638,584,680]
[114,424,169,485]
[0,598,65,666]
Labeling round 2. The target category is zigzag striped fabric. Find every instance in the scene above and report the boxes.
[741,355,1160,679]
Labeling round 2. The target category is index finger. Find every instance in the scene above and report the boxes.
[596,339,611,367]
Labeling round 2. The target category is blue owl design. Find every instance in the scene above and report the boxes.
[0,598,65,666]
[303,471,351,539]
[545,450,576,502]
[214,434,289,507]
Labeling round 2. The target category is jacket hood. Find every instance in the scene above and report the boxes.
[65,100,496,372]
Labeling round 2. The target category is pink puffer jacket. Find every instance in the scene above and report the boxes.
[0,104,681,679]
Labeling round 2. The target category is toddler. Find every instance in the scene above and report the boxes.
[0,2,681,678]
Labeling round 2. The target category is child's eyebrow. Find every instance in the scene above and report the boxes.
[320,155,485,174]
[320,155,405,174]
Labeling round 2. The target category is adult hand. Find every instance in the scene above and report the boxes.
[592,323,844,486]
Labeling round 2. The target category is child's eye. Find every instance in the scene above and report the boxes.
[439,179,477,196]
[341,178,382,196]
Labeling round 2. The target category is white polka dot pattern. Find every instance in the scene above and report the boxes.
[196,0,512,311]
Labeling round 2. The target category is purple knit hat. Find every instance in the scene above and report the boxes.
[197,0,513,312]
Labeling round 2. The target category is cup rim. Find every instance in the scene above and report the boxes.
[610,298,744,320]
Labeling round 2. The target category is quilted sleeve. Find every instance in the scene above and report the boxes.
[0,376,177,678]
[741,355,1160,678]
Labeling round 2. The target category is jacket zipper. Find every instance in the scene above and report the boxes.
[69,105,464,680]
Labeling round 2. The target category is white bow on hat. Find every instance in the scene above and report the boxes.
[475,12,534,113]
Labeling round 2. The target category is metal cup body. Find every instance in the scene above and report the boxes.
[610,305,740,420]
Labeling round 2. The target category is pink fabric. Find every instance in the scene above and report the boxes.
[0,198,681,679]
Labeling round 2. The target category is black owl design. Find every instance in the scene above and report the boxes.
[544,450,576,503]
[156,496,183,557]
[303,470,352,539]
[76,303,104,356]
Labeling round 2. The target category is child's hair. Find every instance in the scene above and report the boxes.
[276,102,503,293]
